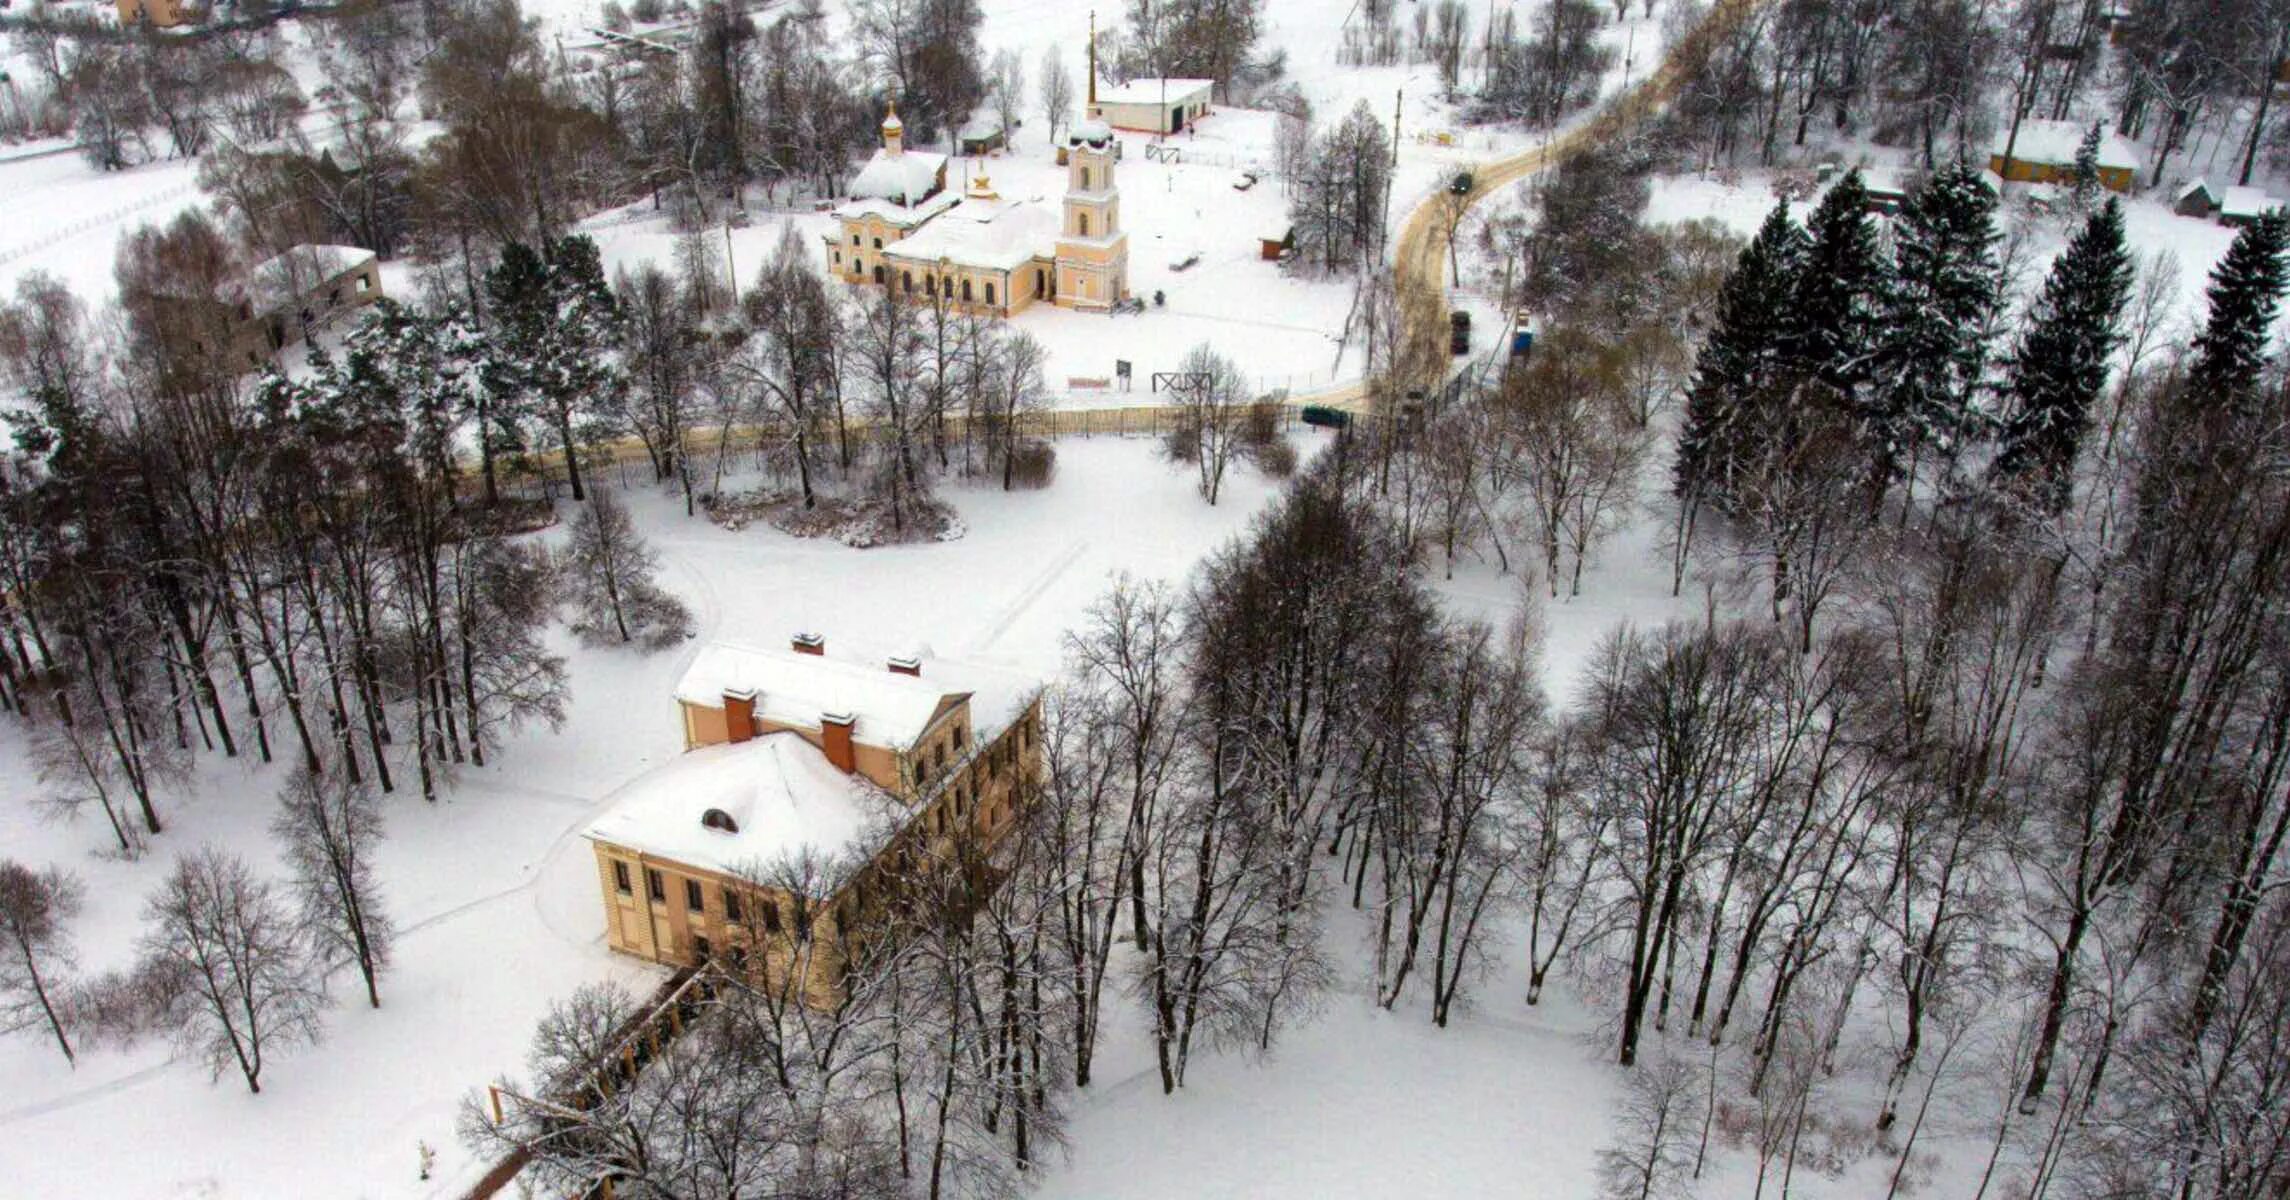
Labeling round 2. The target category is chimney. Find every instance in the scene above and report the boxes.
[792,632,825,656]
[722,689,756,744]
[820,711,856,773]
[887,655,921,677]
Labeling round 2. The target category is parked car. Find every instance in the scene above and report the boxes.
[1449,309,1471,355]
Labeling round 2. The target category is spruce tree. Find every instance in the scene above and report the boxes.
[1675,201,1804,508]
[1786,168,1887,404]
[1994,200,2134,512]
[2187,209,2290,408]
[2069,122,2103,214]
[1871,162,2003,496]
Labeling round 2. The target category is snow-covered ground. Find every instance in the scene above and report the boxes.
[0,435,1315,1199]
[582,109,1365,402]
[1643,166,2241,331]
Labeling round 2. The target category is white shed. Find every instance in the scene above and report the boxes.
[1088,77,1214,134]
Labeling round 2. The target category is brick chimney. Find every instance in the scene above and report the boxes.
[887,655,921,677]
[722,689,756,744]
[820,711,856,773]
[792,632,825,656]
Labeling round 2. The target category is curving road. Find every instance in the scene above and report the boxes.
[1305,0,1768,412]
[503,0,1766,481]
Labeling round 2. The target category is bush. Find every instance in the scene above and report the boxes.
[1005,439,1058,489]
[1251,436,1298,479]
[1163,422,1201,464]
[1243,401,1284,446]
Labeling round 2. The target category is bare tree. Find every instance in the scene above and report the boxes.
[988,48,1025,148]
[741,224,844,510]
[139,849,324,1094]
[1038,47,1073,142]
[0,861,84,1065]
[468,971,904,1200]
[1585,622,1779,1066]
[1496,326,1647,597]
[559,491,692,649]
[1597,1054,1705,1200]
[272,765,393,1010]
[1163,343,1251,505]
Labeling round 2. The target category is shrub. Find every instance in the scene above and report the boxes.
[1005,439,1058,489]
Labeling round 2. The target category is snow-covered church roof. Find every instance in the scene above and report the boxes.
[1992,119,2139,171]
[849,146,947,208]
[884,192,1061,272]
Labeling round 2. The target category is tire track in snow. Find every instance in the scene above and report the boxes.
[969,537,1089,655]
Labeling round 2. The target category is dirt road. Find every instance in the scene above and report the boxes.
[1307,0,1767,411]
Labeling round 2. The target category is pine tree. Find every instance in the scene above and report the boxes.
[1675,201,1804,508]
[1993,199,2134,512]
[1785,168,1887,404]
[2070,122,2103,214]
[483,236,626,502]
[2187,209,2290,407]
[1871,163,2003,497]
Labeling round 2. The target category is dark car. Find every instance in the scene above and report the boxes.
[1449,310,1471,355]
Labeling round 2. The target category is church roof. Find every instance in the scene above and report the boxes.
[884,194,1061,272]
[832,191,960,230]
[850,147,946,207]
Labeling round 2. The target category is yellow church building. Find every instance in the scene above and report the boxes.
[824,105,1131,315]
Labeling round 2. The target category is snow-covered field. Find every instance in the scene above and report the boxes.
[0,435,1316,1199]
[7,0,2284,1193]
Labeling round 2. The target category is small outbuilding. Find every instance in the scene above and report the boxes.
[116,0,187,27]
[1087,77,1213,134]
[956,109,1007,156]
[1989,119,2140,193]
[2220,186,2282,228]
[216,244,383,367]
[2176,178,2222,219]
[1861,167,1911,215]
[1259,224,1294,261]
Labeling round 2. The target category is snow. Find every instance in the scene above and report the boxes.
[672,639,1038,748]
[1995,117,2139,170]
[1092,77,1214,106]
[0,433,1311,1199]
[225,244,377,311]
[848,146,948,208]
[583,733,896,878]
[829,190,961,230]
[1644,164,2243,334]
[2221,184,2281,219]
[881,190,1063,272]
[0,151,206,303]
